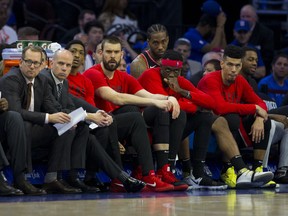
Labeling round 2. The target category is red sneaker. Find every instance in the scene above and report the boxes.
[142,170,174,192]
[157,164,189,191]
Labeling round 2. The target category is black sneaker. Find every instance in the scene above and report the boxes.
[68,178,100,193]
[123,177,146,192]
[185,174,228,190]
[274,166,288,184]
[84,177,110,192]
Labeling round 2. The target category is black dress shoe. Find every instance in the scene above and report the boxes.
[68,178,100,193]
[84,178,109,192]
[123,177,146,192]
[14,180,46,195]
[42,180,82,194]
[0,180,24,196]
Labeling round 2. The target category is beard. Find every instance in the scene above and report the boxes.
[103,59,120,71]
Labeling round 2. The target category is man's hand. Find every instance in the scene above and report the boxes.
[48,112,71,124]
[249,117,265,143]
[167,96,180,119]
[255,105,268,121]
[0,98,8,112]
[153,99,173,113]
[163,77,182,93]
[87,110,113,127]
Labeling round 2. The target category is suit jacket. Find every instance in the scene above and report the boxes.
[41,69,101,114]
[0,67,58,125]
[41,69,75,113]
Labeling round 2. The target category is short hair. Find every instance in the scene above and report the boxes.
[78,9,95,20]
[101,35,122,50]
[65,39,86,55]
[147,24,168,40]
[22,45,43,61]
[83,20,104,35]
[162,49,183,62]
[174,38,191,49]
[223,45,244,59]
[242,46,258,55]
[271,52,288,65]
[17,26,39,39]
[204,59,221,70]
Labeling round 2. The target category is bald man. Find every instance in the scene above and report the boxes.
[240,4,274,75]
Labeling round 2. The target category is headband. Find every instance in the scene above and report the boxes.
[161,59,183,68]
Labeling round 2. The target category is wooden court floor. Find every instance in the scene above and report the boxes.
[1,186,288,216]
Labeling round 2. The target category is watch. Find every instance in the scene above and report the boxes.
[186,91,191,99]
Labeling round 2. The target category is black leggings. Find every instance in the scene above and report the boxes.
[183,111,214,162]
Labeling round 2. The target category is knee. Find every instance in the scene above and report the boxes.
[212,116,228,133]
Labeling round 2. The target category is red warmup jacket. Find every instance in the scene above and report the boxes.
[138,67,215,113]
[198,71,267,115]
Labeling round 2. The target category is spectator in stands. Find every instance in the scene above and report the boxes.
[258,53,288,107]
[173,37,202,78]
[203,59,221,76]
[198,45,275,188]
[183,12,226,63]
[84,36,189,191]
[83,20,105,70]
[190,51,222,86]
[98,0,139,40]
[240,4,274,74]
[60,9,96,45]
[0,1,17,44]
[230,19,266,79]
[130,24,169,78]
[118,57,127,72]
[17,26,39,40]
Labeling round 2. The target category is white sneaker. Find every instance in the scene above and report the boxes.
[236,168,274,188]
[184,174,227,190]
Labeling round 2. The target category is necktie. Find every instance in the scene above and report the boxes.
[26,83,33,110]
[57,83,63,99]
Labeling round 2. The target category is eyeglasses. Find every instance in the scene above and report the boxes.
[22,59,42,68]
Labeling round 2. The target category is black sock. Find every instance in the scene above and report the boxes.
[155,150,169,170]
[192,160,205,178]
[221,162,233,174]
[181,158,192,178]
[230,155,247,172]
[252,160,263,170]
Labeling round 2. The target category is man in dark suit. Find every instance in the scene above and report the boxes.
[41,49,145,193]
[0,45,81,194]
[0,97,28,196]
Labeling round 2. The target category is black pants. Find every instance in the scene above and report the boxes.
[90,120,123,169]
[26,122,73,172]
[0,111,27,177]
[86,134,123,179]
[113,110,155,175]
[143,106,187,161]
[183,111,214,162]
